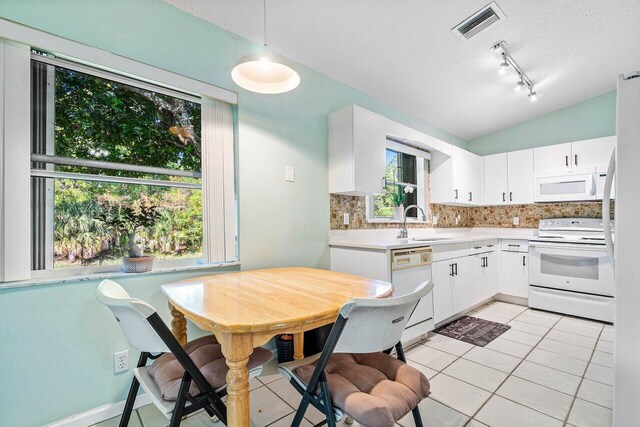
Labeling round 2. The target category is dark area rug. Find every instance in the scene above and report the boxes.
[434,316,510,347]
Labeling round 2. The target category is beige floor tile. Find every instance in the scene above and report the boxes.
[267,413,313,427]
[443,358,508,392]
[603,324,614,332]
[428,374,491,417]
[559,316,606,330]
[485,337,533,358]
[512,360,581,396]
[249,385,294,426]
[567,399,613,427]
[475,395,563,427]
[181,412,221,427]
[406,344,458,371]
[599,330,614,342]
[137,404,168,427]
[499,328,542,346]
[585,363,614,386]
[480,302,528,316]
[258,373,284,384]
[596,339,614,354]
[465,420,488,427]
[266,377,326,424]
[462,346,521,373]
[496,376,573,420]
[577,378,613,409]
[507,320,550,337]
[536,338,593,361]
[398,397,469,427]
[553,319,603,338]
[546,329,598,349]
[514,310,561,327]
[424,333,475,356]
[92,411,144,427]
[590,350,614,368]
[408,359,438,379]
[471,311,513,324]
[525,348,588,377]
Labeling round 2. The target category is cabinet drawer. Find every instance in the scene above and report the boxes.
[501,239,529,252]
[432,242,470,261]
[470,240,498,254]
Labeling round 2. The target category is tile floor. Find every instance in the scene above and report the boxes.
[95,301,613,427]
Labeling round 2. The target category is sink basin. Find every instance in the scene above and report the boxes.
[411,237,453,242]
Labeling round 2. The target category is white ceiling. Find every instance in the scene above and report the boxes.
[165,0,640,141]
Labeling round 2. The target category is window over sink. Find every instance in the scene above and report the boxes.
[367,144,429,222]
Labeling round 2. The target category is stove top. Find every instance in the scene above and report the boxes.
[530,218,614,245]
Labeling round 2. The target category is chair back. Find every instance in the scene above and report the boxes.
[333,281,434,353]
[96,279,169,353]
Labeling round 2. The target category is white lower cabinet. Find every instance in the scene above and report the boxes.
[452,256,474,314]
[501,251,529,298]
[432,260,454,324]
[483,251,500,298]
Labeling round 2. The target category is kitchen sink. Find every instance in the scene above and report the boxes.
[411,237,453,242]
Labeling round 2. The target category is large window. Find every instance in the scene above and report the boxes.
[369,147,428,220]
[30,56,204,270]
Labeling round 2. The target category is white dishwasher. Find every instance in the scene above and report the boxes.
[391,247,435,346]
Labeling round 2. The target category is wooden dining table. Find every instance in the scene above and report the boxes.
[161,267,393,427]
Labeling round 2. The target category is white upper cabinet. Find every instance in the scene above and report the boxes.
[533,142,572,174]
[534,137,615,175]
[571,136,616,170]
[507,149,534,204]
[328,105,386,194]
[483,149,533,205]
[431,146,484,205]
[483,153,508,205]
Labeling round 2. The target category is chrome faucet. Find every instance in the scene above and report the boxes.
[397,205,427,239]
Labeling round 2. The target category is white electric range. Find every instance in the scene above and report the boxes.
[528,218,614,322]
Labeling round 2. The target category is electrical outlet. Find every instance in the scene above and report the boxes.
[114,350,129,374]
[343,213,349,225]
[513,216,520,226]
[285,165,295,182]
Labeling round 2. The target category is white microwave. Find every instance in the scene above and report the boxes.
[534,172,597,202]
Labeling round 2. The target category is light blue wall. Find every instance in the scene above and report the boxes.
[468,91,617,155]
[0,0,467,425]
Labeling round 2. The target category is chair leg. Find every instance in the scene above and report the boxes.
[169,374,192,427]
[412,406,424,427]
[291,393,311,427]
[320,376,336,427]
[119,377,140,427]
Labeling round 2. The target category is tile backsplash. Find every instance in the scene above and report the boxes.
[330,194,613,230]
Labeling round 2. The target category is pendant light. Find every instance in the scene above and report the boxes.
[231,0,300,94]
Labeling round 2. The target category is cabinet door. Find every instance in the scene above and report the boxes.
[451,146,470,203]
[431,260,453,323]
[500,252,529,298]
[468,154,484,205]
[452,257,475,313]
[469,254,486,305]
[483,251,500,299]
[353,106,387,194]
[508,149,534,204]
[571,136,615,170]
[484,153,508,205]
[534,143,572,174]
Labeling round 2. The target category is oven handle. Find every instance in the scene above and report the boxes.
[529,242,607,253]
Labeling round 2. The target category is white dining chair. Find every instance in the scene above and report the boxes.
[96,279,274,426]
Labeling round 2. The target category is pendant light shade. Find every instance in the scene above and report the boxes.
[231,53,300,94]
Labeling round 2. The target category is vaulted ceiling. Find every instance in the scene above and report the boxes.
[165,0,640,140]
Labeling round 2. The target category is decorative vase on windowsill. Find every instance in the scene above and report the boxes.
[391,184,414,221]
[122,234,154,273]
[393,206,404,220]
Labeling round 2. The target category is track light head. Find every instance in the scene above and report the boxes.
[528,91,538,102]
[515,78,525,91]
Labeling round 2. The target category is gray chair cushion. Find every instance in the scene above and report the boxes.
[293,352,430,427]
[147,335,274,401]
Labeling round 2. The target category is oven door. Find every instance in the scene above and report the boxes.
[529,241,614,296]
[534,173,597,202]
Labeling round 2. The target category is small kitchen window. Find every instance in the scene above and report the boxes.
[366,140,429,222]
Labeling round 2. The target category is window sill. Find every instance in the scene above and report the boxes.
[0,261,240,290]
[366,218,430,224]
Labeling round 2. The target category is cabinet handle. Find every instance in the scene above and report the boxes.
[481,257,486,268]
[485,256,489,267]
[523,255,526,266]
[487,244,494,247]
[450,264,454,276]
[565,155,569,167]
[510,192,513,202]
[454,263,458,276]
[469,192,473,202]
[575,154,578,166]
[382,176,387,192]
[503,192,506,202]
[454,189,458,200]
[508,244,520,247]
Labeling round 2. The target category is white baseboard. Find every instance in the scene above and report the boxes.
[46,393,153,427]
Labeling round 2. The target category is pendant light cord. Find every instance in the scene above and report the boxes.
[263,0,267,47]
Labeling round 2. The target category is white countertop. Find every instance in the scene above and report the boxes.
[328,227,536,250]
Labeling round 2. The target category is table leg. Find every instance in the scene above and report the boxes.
[168,302,187,346]
[293,332,304,360]
[219,332,253,427]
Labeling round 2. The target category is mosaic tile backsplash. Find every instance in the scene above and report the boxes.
[330,194,613,230]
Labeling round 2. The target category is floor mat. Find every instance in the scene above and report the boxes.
[434,316,510,347]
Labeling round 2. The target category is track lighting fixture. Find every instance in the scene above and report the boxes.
[491,41,537,102]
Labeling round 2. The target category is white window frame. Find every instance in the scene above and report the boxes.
[0,19,238,282]
[366,138,430,223]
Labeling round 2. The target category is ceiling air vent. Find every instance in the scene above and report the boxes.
[452,2,505,41]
